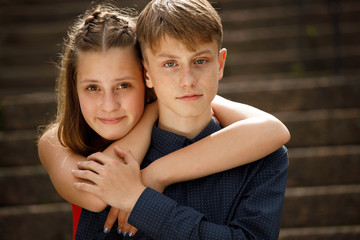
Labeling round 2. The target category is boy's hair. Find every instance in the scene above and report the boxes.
[136,0,223,56]
[47,4,139,156]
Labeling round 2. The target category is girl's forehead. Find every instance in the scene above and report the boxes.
[76,48,143,82]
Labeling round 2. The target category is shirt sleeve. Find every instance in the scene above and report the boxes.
[128,146,289,240]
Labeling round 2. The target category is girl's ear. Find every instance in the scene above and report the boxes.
[218,48,227,81]
[142,59,153,88]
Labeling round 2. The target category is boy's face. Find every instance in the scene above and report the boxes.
[143,35,226,124]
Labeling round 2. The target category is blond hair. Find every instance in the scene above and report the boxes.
[136,0,223,55]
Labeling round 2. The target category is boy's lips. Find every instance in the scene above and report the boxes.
[98,117,125,124]
[177,93,203,101]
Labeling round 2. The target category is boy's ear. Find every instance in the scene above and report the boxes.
[142,59,154,88]
[218,48,227,81]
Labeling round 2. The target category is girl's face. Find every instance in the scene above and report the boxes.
[76,47,145,140]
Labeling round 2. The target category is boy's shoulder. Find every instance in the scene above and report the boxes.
[257,146,289,169]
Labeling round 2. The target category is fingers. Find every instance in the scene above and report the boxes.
[73,181,99,195]
[72,168,101,185]
[76,160,102,174]
[117,210,128,236]
[103,208,138,237]
[114,146,134,165]
[128,225,138,237]
[103,207,119,234]
[87,152,107,164]
[117,211,138,237]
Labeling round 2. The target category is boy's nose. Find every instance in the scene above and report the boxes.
[180,68,197,88]
[101,92,120,112]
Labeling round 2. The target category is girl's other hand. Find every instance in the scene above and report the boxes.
[103,207,138,237]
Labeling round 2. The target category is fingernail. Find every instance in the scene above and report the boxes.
[103,227,109,233]
[122,232,128,237]
[129,232,133,237]
[117,229,122,235]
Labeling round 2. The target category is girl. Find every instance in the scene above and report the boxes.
[38,4,290,238]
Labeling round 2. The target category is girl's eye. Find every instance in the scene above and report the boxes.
[117,83,131,89]
[86,85,99,91]
[195,59,207,65]
[164,61,176,67]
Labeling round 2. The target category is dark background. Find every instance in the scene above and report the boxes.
[0,0,359,239]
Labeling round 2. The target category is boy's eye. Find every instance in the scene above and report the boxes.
[195,59,206,65]
[86,85,100,91]
[164,61,176,67]
[117,83,131,89]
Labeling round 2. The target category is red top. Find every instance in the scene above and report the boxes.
[72,204,82,240]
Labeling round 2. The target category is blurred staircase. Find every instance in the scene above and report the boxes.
[1,0,359,239]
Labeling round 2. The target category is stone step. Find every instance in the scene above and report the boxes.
[0,202,72,240]
[221,1,360,29]
[279,225,360,240]
[0,130,39,167]
[214,0,343,10]
[0,165,63,206]
[276,108,360,148]
[220,75,360,112]
[224,44,360,77]
[281,185,360,228]
[287,145,360,187]
[1,144,360,206]
[0,92,56,131]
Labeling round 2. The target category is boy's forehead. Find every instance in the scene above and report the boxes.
[144,34,219,57]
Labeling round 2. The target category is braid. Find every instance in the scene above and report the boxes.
[74,4,137,51]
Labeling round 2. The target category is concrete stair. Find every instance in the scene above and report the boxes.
[1,0,359,239]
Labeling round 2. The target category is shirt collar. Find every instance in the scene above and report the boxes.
[150,118,221,156]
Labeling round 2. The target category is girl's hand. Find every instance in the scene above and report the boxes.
[104,207,138,237]
[72,146,146,212]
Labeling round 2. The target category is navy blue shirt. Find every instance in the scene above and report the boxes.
[76,119,288,239]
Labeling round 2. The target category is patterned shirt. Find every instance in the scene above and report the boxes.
[76,119,288,239]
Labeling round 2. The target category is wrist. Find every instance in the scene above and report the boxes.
[142,163,169,193]
[128,185,146,212]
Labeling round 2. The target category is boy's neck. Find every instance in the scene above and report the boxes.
[157,109,213,139]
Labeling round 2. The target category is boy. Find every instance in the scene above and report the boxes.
[74,0,288,239]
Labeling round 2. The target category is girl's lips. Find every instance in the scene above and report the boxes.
[98,117,125,124]
[177,94,203,101]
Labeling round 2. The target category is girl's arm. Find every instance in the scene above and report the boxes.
[38,127,107,212]
[141,95,290,192]
[37,102,158,212]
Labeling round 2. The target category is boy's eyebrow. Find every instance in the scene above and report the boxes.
[157,53,180,59]
[193,49,213,57]
[157,49,214,59]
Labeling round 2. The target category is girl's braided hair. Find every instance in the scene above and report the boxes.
[54,4,140,155]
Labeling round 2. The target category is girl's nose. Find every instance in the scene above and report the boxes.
[101,92,120,112]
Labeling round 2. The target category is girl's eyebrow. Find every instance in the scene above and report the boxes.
[79,77,137,84]
[79,79,99,84]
